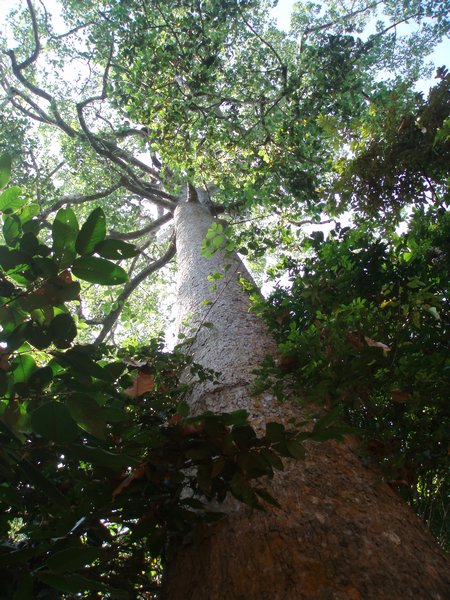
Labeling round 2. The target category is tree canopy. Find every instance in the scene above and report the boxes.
[0,0,449,597]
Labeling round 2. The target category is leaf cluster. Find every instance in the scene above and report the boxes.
[0,156,316,598]
[260,206,450,549]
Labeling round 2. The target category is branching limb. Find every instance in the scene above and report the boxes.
[40,180,124,218]
[94,239,176,344]
[109,212,173,241]
[302,1,382,36]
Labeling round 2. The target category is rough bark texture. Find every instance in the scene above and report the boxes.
[164,201,450,600]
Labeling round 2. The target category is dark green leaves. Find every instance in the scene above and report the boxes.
[95,238,138,259]
[72,256,128,285]
[49,313,77,348]
[30,402,79,443]
[55,347,114,381]
[76,207,106,255]
[47,547,101,572]
[38,573,106,594]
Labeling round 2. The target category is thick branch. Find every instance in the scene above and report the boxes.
[18,0,41,69]
[94,239,176,344]
[109,212,173,241]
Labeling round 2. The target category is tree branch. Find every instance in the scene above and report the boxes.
[94,239,176,344]
[40,180,124,218]
[109,212,173,241]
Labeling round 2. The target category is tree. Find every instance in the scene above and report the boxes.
[0,0,449,598]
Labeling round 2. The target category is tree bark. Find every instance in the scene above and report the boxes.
[164,201,450,600]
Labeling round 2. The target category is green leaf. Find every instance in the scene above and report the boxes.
[52,208,79,268]
[176,400,190,417]
[95,238,138,259]
[19,231,40,255]
[254,487,281,508]
[49,313,77,348]
[30,402,79,443]
[222,409,249,426]
[232,425,257,450]
[54,347,114,382]
[19,203,39,223]
[28,366,53,391]
[48,546,101,572]
[67,445,138,470]
[0,247,29,271]
[38,573,106,594]
[67,394,108,439]
[237,451,273,477]
[18,459,71,507]
[265,422,285,443]
[10,354,36,384]
[72,256,128,285]
[26,323,53,350]
[285,439,306,459]
[3,215,21,246]
[0,187,27,213]
[0,153,12,188]
[259,447,284,471]
[76,207,106,255]
[13,572,33,600]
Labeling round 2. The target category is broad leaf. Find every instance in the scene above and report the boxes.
[3,215,21,246]
[76,207,106,255]
[95,238,138,259]
[30,402,79,443]
[49,313,77,348]
[67,394,108,439]
[54,347,114,382]
[47,547,101,572]
[0,187,27,214]
[52,208,79,268]
[72,256,128,285]
[0,153,12,188]
[38,573,107,594]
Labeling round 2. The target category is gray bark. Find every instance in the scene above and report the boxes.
[165,200,450,600]
[175,201,276,421]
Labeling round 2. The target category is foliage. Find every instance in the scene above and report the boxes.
[258,205,449,548]
[0,2,449,595]
[332,69,450,218]
[0,157,346,598]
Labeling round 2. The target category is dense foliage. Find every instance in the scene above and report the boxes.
[0,157,349,598]
[0,0,449,596]
[258,204,449,548]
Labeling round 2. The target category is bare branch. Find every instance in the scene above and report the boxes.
[40,180,124,218]
[44,160,65,181]
[94,239,176,344]
[18,0,41,70]
[109,212,173,241]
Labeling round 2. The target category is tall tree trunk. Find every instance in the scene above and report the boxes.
[164,200,449,600]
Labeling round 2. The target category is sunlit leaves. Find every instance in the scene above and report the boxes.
[0,187,27,214]
[0,153,12,188]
